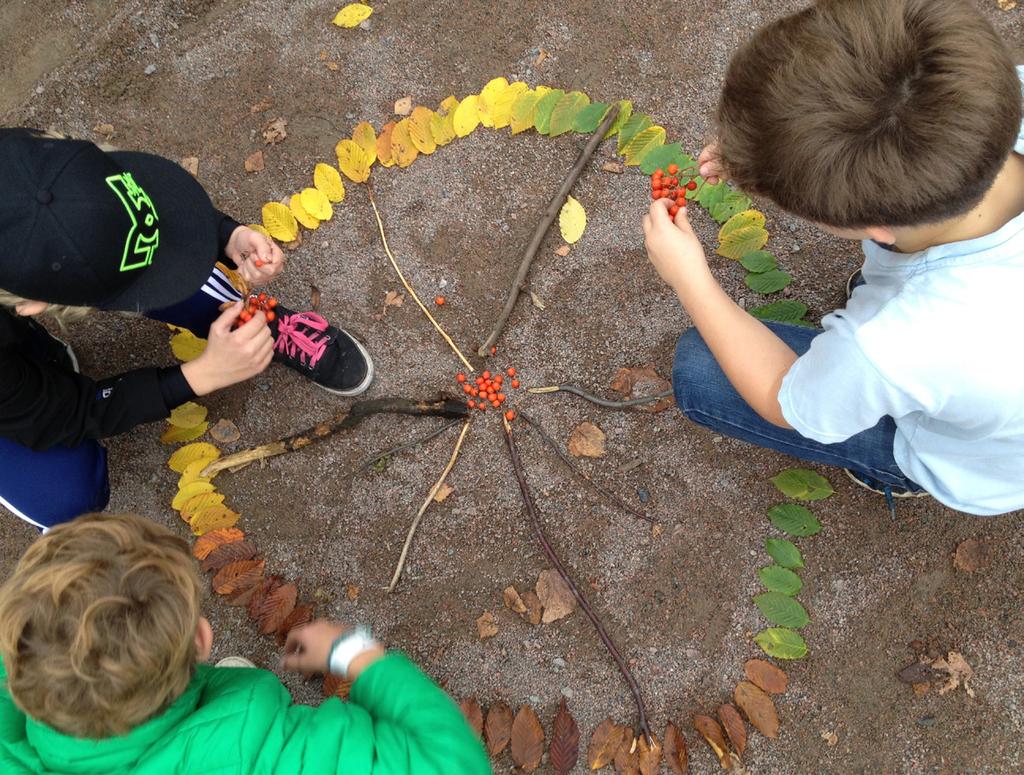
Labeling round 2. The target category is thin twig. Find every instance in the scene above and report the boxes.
[367,185,475,371]
[501,417,653,744]
[388,422,472,592]
[355,419,462,472]
[528,384,673,410]
[478,104,621,357]
[517,410,656,524]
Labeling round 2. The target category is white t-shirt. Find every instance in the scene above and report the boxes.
[778,67,1024,516]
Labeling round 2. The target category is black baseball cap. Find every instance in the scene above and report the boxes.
[0,128,219,312]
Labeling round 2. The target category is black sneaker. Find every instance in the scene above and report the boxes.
[269,305,374,396]
[844,468,930,520]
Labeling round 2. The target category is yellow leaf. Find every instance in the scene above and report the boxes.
[452,94,481,137]
[719,210,767,240]
[290,193,321,230]
[178,458,217,489]
[172,480,216,511]
[169,329,206,362]
[300,187,333,221]
[332,2,372,27]
[558,195,587,244]
[161,422,209,445]
[214,261,247,295]
[491,81,528,129]
[335,139,371,182]
[622,125,667,166]
[535,85,552,98]
[168,442,220,473]
[168,401,208,429]
[477,77,510,128]
[429,111,456,146]
[352,121,377,165]
[510,90,542,135]
[313,163,346,203]
[376,122,396,167]
[716,225,770,260]
[246,223,272,239]
[190,505,241,536]
[407,106,437,154]
[180,492,225,522]
[439,95,458,113]
[390,119,419,167]
[261,202,299,242]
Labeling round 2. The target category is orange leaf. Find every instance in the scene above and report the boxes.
[734,681,779,739]
[548,698,579,775]
[744,658,788,694]
[376,121,396,167]
[614,733,639,774]
[323,672,353,700]
[200,540,257,573]
[192,527,245,560]
[257,581,297,635]
[484,701,513,756]
[211,558,265,596]
[638,734,662,775]
[459,698,484,738]
[587,718,628,770]
[693,715,731,769]
[510,705,544,772]
[663,722,688,775]
[717,703,747,756]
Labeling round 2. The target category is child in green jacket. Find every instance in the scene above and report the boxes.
[0,513,490,775]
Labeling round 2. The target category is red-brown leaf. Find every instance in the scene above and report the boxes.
[200,540,257,572]
[614,733,639,775]
[212,558,265,595]
[734,681,779,739]
[256,581,297,635]
[484,701,513,756]
[275,602,315,646]
[717,704,746,756]
[248,575,282,620]
[637,734,661,775]
[587,718,628,770]
[663,722,688,774]
[193,527,245,560]
[692,715,731,770]
[322,672,352,699]
[549,698,579,774]
[510,705,545,771]
[459,697,484,738]
[744,658,788,694]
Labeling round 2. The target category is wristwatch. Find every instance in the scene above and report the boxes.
[327,625,379,679]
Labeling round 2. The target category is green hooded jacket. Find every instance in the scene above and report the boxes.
[0,653,491,775]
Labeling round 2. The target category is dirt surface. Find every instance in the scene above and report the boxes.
[2,1,1023,773]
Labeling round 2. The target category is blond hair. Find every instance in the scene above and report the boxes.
[0,513,202,737]
[0,289,92,328]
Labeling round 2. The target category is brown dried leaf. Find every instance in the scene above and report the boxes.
[744,659,788,694]
[325,61,339,71]
[433,482,454,503]
[510,705,545,771]
[568,421,606,458]
[485,701,513,756]
[394,96,413,116]
[529,291,546,310]
[821,729,838,747]
[244,149,265,173]
[554,244,571,257]
[503,586,528,614]
[536,569,576,623]
[476,611,498,640]
[193,527,245,559]
[384,289,404,307]
[549,698,579,774]
[275,602,315,645]
[734,681,779,739]
[310,283,322,311]
[614,734,639,775]
[209,418,241,444]
[534,47,549,67]
[602,161,624,174]
[933,651,974,697]
[248,575,282,619]
[262,117,288,144]
[521,590,543,625]
[323,672,352,699]
[460,697,484,738]
[284,232,303,250]
[693,715,731,770]
[997,0,1017,10]
[717,704,746,756]
[663,722,688,774]
[200,540,257,573]
[250,98,272,114]
[212,558,265,595]
[587,718,628,770]
[953,538,991,573]
[93,122,115,136]
[180,156,199,176]
[257,581,297,635]
[346,583,360,601]
[897,661,938,685]
[609,367,674,412]
[637,734,661,775]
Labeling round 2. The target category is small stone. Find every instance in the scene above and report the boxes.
[34,85,43,94]
[258,382,271,392]
[685,648,700,659]
[637,488,650,504]
[916,716,936,727]
[552,657,567,669]
[358,19,372,30]
[149,32,160,48]
[144,64,157,75]
[439,278,448,288]
[712,435,723,443]
[528,695,541,705]
[560,687,574,699]
[791,242,802,252]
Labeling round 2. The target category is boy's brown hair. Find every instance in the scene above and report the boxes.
[0,513,202,737]
[715,0,1022,228]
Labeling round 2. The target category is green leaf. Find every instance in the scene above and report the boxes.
[749,300,809,324]
[685,175,704,200]
[767,504,822,537]
[771,468,834,500]
[549,91,590,137]
[638,144,690,175]
[617,113,652,154]
[754,627,808,660]
[572,102,611,133]
[533,89,565,135]
[740,250,777,273]
[758,565,803,596]
[765,537,804,569]
[510,91,543,135]
[754,591,809,628]
[745,270,792,294]
[697,180,728,210]
[710,191,752,223]
[603,100,633,140]
[622,126,666,167]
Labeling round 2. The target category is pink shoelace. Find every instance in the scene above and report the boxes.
[274,311,329,367]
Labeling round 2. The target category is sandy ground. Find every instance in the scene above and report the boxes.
[1,1,1023,773]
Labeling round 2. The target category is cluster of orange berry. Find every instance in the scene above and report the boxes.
[456,367,520,421]
[650,163,698,217]
[236,291,278,327]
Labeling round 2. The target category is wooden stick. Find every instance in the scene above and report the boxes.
[478,104,621,357]
[517,410,656,524]
[201,398,468,477]
[501,417,653,744]
[366,185,475,372]
[355,419,462,472]
[388,421,472,592]
[528,384,673,410]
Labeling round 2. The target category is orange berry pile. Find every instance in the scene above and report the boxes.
[236,291,278,327]
[457,366,520,420]
[650,163,698,218]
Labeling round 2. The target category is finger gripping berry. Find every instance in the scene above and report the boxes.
[233,292,279,329]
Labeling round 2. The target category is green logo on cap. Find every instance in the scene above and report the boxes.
[105,172,160,272]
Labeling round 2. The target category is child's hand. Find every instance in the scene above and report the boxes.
[180,302,274,395]
[281,619,385,679]
[226,225,286,287]
[698,142,728,185]
[643,199,710,292]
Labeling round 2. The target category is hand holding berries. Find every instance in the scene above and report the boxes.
[226,225,286,287]
[181,301,275,396]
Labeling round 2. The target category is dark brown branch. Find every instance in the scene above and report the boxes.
[501,418,653,744]
[355,419,463,472]
[202,398,468,477]
[478,104,621,357]
[517,410,656,525]
[528,384,673,410]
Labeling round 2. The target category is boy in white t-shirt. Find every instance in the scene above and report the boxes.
[642,0,1024,516]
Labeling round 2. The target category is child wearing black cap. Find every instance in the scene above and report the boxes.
[0,128,374,529]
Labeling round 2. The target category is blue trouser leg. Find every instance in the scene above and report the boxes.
[145,264,242,335]
[672,322,920,490]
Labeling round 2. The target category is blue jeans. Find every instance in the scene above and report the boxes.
[672,322,921,491]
